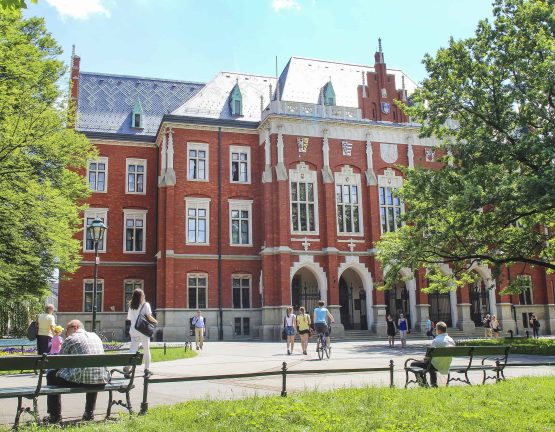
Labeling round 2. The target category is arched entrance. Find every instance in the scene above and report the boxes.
[338,269,367,330]
[385,281,412,328]
[291,267,320,314]
[429,291,452,327]
[469,279,490,327]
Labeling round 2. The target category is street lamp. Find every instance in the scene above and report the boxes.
[87,217,107,333]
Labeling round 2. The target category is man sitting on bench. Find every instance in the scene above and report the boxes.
[45,320,110,424]
[410,321,455,387]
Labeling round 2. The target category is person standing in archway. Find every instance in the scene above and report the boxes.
[398,313,408,348]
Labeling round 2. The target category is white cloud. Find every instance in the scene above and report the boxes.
[272,0,301,12]
[46,0,110,20]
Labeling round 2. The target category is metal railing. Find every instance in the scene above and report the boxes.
[139,360,395,414]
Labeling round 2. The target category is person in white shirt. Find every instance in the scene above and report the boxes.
[126,289,157,372]
[191,310,206,350]
[37,304,57,354]
[410,321,455,387]
[283,306,297,355]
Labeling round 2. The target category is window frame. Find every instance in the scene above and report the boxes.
[125,158,147,195]
[185,197,211,245]
[83,278,104,313]
[83,209,108,253]
[518,275,534,305]
[289,163,319,235]
[335,166,363,236]
[187,273,208,309]
[232,274,252,309]
[87,157,108,193]
[124,279,144,311]
[228,199,253,247]
[377,169,404,234]
[229,146,251,184]
[123,209,147,253]
[187,142,209,181]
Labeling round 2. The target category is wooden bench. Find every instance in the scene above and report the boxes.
[404,346,510,388]
[0,352,143,428]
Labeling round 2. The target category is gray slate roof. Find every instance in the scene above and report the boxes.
[172,72,277,122]
[278,57,417,108]
[76,72,204,136]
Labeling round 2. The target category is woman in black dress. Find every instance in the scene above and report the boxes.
[386,314,397,348]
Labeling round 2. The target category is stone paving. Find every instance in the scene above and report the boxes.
[1,339,554,426]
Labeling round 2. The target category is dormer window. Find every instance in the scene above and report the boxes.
[323,81,336,106]
[131,98,143,129]
[229,81,243,116]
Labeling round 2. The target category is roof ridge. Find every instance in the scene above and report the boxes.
[218,71,277,80]
[290,56,375,70]
[80,71,205,85]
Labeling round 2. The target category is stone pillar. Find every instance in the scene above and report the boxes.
[365,132,377,185]
[547,304,555,335]
[372,304,387,336]
[456,303,475,334]
[415,304,430,333]
[261,306,287,341]
[328,305,345,339]
[321,129,334,183]
[496,303,516,334]
[275,125,287,181]
[262,127,273,183]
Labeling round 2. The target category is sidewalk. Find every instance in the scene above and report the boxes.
[0,339,554,426]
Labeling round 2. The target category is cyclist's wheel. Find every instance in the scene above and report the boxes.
[325,345,331,359]
[317,344,324,360]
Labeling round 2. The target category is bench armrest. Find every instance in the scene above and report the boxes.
[404,358,421,368]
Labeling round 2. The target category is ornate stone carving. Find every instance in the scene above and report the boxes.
[341,141,353,156]
[380,143,398,164]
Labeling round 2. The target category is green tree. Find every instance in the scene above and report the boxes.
[377,0,555,293]
[0,9,95,300]
[0,0,36,10]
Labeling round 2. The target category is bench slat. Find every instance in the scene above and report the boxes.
[41,353,143,369]
[427,347,473,357]
[0,356,41,372]
[470,346,510,357]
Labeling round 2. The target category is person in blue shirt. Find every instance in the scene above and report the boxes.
[313,300,335,351]
[398,313,408,348]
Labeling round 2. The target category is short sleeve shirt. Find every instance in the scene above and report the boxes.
[38,313,56,337]
[430,333,456,374]
[314,307,329,324]
[127,302,153,337]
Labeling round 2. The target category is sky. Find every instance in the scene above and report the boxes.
[24,0,494,85]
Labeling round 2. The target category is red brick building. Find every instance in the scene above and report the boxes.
[58,44,555,340]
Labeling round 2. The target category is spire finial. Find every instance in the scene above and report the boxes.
[72,44,75,57]
[402,75,405,90]
[378,38,382,53]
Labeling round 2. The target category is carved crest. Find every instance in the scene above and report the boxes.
[380,102,391,114]
[380,143,398,164]
[297,137,309,152]
[425,148,436,162]
[341,141,353,156]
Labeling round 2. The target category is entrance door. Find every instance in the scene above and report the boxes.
[339,278,353,330]
[385,282,411,328]
[470,281,490,326]
[291,274,320,315]
[429,291,452,327]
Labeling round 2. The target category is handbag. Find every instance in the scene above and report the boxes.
[27,320,38,341]
[134,303,155,337]
[281,328,287,340]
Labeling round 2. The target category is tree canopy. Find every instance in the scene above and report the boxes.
[377,0,555,293]
[0,9,94,299]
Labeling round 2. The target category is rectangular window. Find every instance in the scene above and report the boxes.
[234,317,250,336]
[124,211,146,252]
[124,280,143,311]
[336,184,361,233]
[230,146,250,183]
[229,200,252,246]
[291,181,317,233]
[188,143,208,180]
[87,157,107,192]
[518,275,533,305]
[188,274,207,309]
[379,186,402,233]
[84,209,108,252]
[186,198,210,244]
[84,279,103,312]
[232,275,251,308]
[126,159,146,194]
[522,312,534,328]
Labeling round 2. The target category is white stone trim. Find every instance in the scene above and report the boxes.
[83,208,108,253]
[335,165,363,237]
[187,142,209,182]
[290,255,328,305]
[337,255,374,330]
[289,162,319,235]
[185,197,211,245]
[122,209,147,253]
[229,145,251,184]
[86,156,108,193]
[125,158,147,195]
[228,199,253,247]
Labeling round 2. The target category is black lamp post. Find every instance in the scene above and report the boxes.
[87,217,107,333]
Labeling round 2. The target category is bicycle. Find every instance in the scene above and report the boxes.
[316,330,331,360]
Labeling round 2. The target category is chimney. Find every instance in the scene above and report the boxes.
[69,45,80,128]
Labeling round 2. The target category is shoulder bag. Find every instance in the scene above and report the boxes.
[27,319,38,341]
[135,303,155,337]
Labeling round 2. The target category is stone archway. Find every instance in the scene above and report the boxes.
[337,256,374,331]
[290,255,328,308]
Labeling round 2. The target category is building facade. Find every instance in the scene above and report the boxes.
[58,44,555,340]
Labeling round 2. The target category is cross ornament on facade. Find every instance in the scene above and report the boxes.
[302,237,311,251]
[348,239,356,252]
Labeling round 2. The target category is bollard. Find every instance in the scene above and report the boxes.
[389,360,395,388]
[280,362,287,397]
[508,330,513,339]
[139,369,151,415]
[164,343,167,355]
[526,330,530,339]
[21,345,24,355]
[495,359,501,381]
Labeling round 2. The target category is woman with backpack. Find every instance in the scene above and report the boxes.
[126,289,157,372]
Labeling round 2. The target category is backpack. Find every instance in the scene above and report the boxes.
[27,320,38,341]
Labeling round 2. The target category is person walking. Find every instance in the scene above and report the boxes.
[483,314,492,338]
[425,318,435,340]
[296,306,311,355]
[398,313,408,348]
[284,306,296,355]
[491,315,501,338]
[126,289,157,372]
[37,304,57,355]
[191,310,206,350]
[529,314,540,339]
[386,315,396,348]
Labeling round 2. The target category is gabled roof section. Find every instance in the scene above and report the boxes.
[77,72,204,136]
[279,57,417,108]
[172,72,277,122]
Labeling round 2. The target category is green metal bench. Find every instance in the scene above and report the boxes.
[404,345,510,388]
[0,352,143,428]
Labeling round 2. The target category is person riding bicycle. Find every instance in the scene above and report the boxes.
[313,300,335,352]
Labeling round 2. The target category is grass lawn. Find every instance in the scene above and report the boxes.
[150,347,197,362]
[457,337,555,355]
[23,376,555,432]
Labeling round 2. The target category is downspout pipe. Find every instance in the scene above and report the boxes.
[218,127,224,340]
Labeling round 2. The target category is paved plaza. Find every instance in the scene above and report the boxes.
[1,339,554,425]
